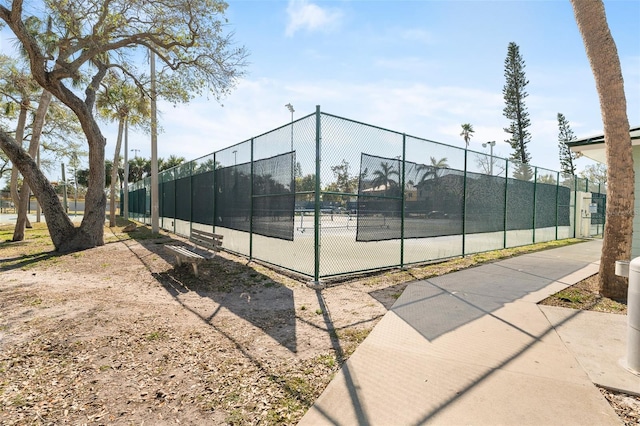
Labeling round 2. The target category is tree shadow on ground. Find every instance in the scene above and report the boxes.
[368,282,410,310]
[122,227,299,354]
[390,257,593,341]
[0,248,60,272]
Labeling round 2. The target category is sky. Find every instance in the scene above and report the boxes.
[2,0,640,181]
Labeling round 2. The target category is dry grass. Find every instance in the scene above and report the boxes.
[539,273,627,314]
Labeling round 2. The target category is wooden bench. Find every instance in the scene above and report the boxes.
[165,229,223,277]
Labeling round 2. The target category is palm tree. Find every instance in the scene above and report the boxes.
[460,123,474,147]
[417,156,449,184]
[159,155,186,172]
[97,74,150,227]
[194,158,218,173]
[128,157,149,183]
[371,162,399,196]
[571,0,634,301]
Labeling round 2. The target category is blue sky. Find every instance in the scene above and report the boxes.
[142,0,639,174]
[3,0,640,179]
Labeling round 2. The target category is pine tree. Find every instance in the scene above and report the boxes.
[503,42,532,166]
[557,112,578,176]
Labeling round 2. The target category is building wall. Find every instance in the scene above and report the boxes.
[633,147,640,258]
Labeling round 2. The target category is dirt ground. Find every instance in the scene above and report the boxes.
[1,224,638,424]
[0,224,401,425]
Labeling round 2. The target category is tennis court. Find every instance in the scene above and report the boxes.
[127,108,604,280]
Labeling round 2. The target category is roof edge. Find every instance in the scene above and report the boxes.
[567,125,640,147]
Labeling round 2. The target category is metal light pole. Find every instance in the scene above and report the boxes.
[131,148,140,158]
[482,141,496,175]
[150,49,159,234]
[69,152,78,216]
[61,163,68,213]
[285,103,294,152]
[232,150,237,165]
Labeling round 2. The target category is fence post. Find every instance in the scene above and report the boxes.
[532,166,537,244]
[172,171,176,234]
[400,134,406,268]
[189,162,193,237]
[250,138,254,261]
[573,176,578,238]
[555,171,560,241]
[212,152,217,234]
[147,178,151,225]
[462,149,468,256]
[503,160,509,248]
[313,105,322,283]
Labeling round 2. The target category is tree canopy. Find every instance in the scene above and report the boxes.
[0,0,248,251]
[579,163,607,186]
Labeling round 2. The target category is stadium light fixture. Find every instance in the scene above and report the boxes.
[482,141,496,175]
[285,103,294,151]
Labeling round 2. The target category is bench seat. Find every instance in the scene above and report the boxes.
[164,230,223,277]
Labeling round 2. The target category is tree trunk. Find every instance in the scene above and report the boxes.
[110,119,124,227]
[10,98,30,242]
[77,117,107,249]
[9,98,28,208]
[0,127,78,250]
[1,6,108,252]
[571,0,634,301]
[13,91,53,241]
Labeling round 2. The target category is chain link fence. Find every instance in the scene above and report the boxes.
[125,106,606,281]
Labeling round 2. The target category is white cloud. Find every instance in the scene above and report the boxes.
[285,0,343,37]
[400,28,435,45]
[99,73,605,178]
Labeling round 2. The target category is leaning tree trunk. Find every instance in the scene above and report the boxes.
[0,127,77,249]
[13,90,53,241]
[109,118,125,227]
[571,0,634,301]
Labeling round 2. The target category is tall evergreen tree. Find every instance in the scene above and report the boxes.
[503,42,532,166]
[557,112,578,176]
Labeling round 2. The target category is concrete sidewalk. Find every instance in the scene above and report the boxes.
[300,240,638,425]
